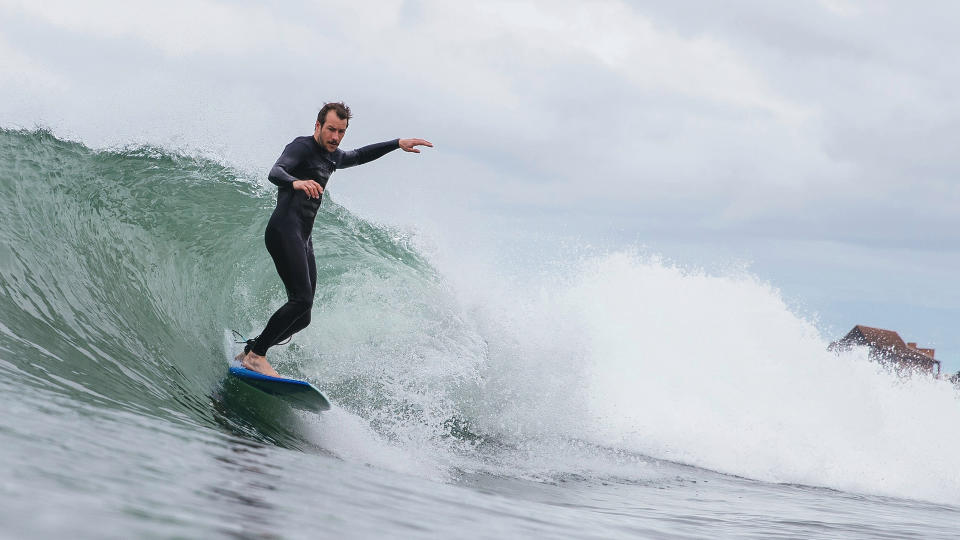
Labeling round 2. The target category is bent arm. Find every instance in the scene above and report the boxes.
[268,141,309,187]
[337,139,401,169]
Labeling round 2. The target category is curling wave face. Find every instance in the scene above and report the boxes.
[0,128,482,445]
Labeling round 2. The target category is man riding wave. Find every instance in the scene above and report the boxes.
[237,102,432,376]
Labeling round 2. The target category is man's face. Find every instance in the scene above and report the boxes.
[314,110,348,152]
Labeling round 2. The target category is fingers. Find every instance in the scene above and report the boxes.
[296,180,323,198]
[399,138,434,152]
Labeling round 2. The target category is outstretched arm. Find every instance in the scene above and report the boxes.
[338,138,434,168]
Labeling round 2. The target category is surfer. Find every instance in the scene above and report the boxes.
[237,102,432,376]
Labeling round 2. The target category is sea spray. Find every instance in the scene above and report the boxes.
[437,249,960,503]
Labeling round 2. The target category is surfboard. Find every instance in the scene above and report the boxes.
[228,366,331,412]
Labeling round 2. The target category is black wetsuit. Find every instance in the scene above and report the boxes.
[249,136,400,356]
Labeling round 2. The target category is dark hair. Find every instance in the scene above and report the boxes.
[317,102,352,127]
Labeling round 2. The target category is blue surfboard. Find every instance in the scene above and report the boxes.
[228,367,331,412]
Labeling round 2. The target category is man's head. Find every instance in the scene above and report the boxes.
[314,102,351,152]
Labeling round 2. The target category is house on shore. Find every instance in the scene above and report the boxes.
[829,325,941,376]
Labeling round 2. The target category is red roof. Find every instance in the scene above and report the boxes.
[853,325,907,352]
[834,325,939,370]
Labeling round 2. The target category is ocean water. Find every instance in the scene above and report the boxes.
[1,128,958,539]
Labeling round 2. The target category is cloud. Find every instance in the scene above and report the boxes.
[0,0,318,56]
[0,0,957,248]
[1,0,958,368]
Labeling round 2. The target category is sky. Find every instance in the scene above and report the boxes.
[0,0,958,372]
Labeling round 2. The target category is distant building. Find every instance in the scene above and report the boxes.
[829,325,941,376]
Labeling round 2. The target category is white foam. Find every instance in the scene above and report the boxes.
[300,407,446,481]
[460,250,960,504]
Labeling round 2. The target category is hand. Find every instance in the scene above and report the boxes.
[292,179,323,199]
[399,138,434,153]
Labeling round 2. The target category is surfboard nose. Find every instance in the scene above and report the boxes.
[228,367,331,412]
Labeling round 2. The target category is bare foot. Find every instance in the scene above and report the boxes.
[241,351,281,378]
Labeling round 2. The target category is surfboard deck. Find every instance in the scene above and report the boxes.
[228,366,331,412]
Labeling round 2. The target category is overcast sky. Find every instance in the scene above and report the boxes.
[1,0,958,371]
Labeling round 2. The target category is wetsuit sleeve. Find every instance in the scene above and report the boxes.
[336,139,401,169]
[268,140,310,187]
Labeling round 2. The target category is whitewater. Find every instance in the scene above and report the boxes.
[1,128,959,538]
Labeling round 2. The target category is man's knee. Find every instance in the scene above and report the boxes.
[289,298,312,330]
[289,297,313,314]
